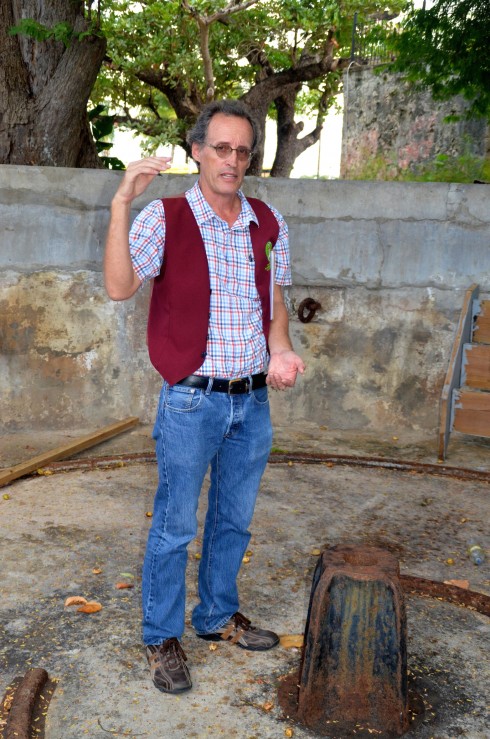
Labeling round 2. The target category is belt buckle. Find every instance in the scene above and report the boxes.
[228,377,247,395]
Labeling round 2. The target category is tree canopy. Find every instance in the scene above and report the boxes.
[93,0,404,175]
[390,0,490,119]
[1,0,406,172]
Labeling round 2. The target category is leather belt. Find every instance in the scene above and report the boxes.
[175,373,267,395]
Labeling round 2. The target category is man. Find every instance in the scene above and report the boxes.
[104,99,305,694]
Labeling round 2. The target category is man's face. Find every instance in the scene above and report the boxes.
[192,113,253,199]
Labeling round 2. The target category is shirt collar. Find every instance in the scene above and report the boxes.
[186,181,259,228]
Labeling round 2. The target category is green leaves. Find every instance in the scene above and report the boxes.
[91,0,407,165]
[88,105,126,170]
[9,18,102,48]
[10,19,74,47]
[390,0,490,119]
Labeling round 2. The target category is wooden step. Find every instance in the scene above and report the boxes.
[473,300,490,344]
[452,388,490,437]
[463,343,490,390]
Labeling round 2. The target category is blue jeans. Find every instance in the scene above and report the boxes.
[141,380,273,645]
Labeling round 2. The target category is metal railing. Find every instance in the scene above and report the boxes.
[350,11,399,66]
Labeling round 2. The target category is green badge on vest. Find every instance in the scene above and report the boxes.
[265,241,273,271]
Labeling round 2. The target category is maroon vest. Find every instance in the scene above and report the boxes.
[147,196,279,384]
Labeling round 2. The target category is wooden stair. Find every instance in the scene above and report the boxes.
[438,286,490,460]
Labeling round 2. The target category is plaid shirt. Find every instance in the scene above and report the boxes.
[129,181,291,378]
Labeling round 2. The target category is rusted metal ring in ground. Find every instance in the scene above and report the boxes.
[27,449,490,485]
[400,574,490,617]
[3,668,48,739]
[268,451,490,484]
[297,297,321,323]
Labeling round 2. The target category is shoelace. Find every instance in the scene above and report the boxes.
[232,612,252,631]
[160,637,188,665]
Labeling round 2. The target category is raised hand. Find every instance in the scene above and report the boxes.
[113,156,172,204]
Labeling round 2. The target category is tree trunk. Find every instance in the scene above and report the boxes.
[270,84,305,178]
[270,84,331,178]
[242,55,344,177]
[0,1,106,167]
[245,100,270,176]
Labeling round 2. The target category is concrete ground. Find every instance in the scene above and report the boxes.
[0,424,489,738]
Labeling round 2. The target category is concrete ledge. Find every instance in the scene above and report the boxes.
[2,167,489,289]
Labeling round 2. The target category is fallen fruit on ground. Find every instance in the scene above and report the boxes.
[64,596,88,607]
[280,634,304,648]
[78,601,103,613]
[444,579,469,589]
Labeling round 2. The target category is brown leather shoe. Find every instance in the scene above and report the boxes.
[197,612,279,651]
[146,638,192,693]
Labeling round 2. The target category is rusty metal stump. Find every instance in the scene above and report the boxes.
[297,545,409,736]
[4,668,49,739]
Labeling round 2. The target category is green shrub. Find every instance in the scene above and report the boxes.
[347,151,489,183]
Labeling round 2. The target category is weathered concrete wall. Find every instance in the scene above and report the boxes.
[1,165,489,438]
[341,68,488,178]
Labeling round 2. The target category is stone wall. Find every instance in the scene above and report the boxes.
[1,165,489,439]
[341,67,488,178]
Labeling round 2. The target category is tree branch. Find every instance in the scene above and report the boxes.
[182,0,263,102]
[134,67,201,121]
[243,54,348,109]
[206,0,262,24]
[198,19,215,100]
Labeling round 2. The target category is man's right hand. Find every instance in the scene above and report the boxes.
[113,156,173,205]
[105,156,171,300]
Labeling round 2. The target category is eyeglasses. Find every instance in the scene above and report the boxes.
[206,144,252,162]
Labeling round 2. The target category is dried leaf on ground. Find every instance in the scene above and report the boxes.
[115,582,134,589]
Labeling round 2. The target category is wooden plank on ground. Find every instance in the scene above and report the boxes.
[452,390,490,437]
[463,343,490,390]
[0,417,139,488]
[474,300,490,344]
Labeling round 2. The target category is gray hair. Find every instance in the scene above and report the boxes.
[186,99,260,153]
